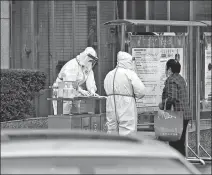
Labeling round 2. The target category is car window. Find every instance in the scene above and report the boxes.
[1,156,193,174]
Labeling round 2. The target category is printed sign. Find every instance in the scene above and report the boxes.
[205,45,211,100]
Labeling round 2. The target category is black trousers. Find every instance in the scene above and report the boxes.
[169,119,189,157]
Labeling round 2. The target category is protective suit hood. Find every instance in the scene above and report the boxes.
[76,47,98,70]
[117,51,134,70]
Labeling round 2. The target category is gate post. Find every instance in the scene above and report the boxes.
[195,26,201,156]
[121,0,127,51]
[0,0,10,69]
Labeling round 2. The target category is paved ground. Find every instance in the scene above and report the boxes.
[188,120,211,132]
[194,163,211,174]
[136,131,211,174]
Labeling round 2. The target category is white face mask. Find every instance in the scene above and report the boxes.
[166,68,172,78]
[81,61,93,77]
[132,60,137,72]
[86,61,93,72]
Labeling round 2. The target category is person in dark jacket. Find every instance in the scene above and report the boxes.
[159,59,192,156]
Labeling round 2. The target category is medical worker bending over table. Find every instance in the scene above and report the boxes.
[104,51,146,136]
[52,47,99,115]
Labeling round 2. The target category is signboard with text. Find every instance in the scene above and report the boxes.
[204,34,211,100]
[129,34,187,113]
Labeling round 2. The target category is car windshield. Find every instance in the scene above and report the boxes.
[1,156,192,174]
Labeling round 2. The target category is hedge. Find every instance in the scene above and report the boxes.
[0,69,46,122]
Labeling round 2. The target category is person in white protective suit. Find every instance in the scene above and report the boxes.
[104,51,146,136]
[52,47,99,115]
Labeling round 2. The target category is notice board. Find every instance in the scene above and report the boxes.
[201,33,211,112]
[204,33,211,100]
[128,34,187,113]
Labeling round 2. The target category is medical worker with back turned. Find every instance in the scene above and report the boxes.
[104,51,146,136]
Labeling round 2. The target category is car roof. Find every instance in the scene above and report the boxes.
[1,129,201,174]
[1,129,180,158]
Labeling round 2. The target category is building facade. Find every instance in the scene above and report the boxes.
[1,1,10,69]
[2,0,211,117]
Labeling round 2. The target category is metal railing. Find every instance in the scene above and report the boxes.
[136,108,211,165]
[186,119,211,164]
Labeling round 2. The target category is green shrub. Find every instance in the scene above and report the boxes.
[0,69,46,122]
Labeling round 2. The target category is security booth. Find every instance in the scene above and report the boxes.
[104,19,211,164]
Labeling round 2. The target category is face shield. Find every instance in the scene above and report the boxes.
[87,53,98,68]
[80,53,98,76]
[77,47,98,75]
[83,53,98,71]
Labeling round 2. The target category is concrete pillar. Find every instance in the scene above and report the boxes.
[1,0,10,69]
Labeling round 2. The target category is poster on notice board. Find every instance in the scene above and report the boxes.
[201,33,212,112]
[204,43,212,100]
[132,48,184,112]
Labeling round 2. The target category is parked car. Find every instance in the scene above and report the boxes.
[1,129,200,174]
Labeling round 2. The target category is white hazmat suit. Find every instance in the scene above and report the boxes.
[52,47,98,115]
[104,51,146,136]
